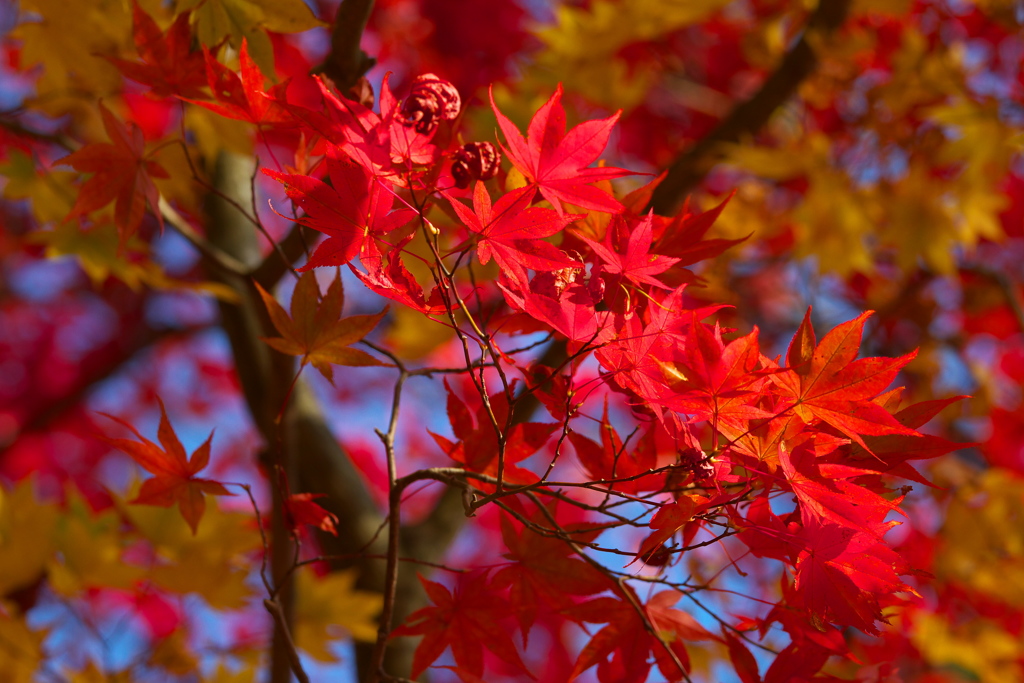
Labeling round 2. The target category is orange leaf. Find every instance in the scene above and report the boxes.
[98,398,232,534]
[774,310,920,450]
[56,102,167,242]
[285,493,339,536]
[256,270,388,383]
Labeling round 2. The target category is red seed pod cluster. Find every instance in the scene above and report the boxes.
[397,73,461,134]
[451,141,501,188]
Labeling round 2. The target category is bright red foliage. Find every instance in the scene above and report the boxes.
[6,2,1013,683]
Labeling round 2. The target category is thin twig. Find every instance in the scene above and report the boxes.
[369,352,410,682]
[263,599,311,683]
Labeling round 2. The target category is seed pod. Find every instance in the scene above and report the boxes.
[451,141,501,188]
[397,73,461,134]
[642,543,674,567]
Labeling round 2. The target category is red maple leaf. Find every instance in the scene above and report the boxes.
[498,268,613,350]
[772,308,920,449]
[777,442,902,539]
[392,573,530,680]
[107,5,207,99]
[446,183,580,286]
[98,399,232,534]
[491,84,631,215]
[633,489,739,566]
[651,193,748,278]
[491,509,609,640]
[284,493,339,536]
[264,148,416,268]
[287,74,439,182]
[520,363,575,422]
[577,212,680,297]
[594,288,726,417]
[186,40,289,126]
[568,407,660,494]
[593,177,744,287]
[57,103,168,241]
[791,520,909,634]
[853,393,969,483]
[657,313,772,430]
[761,606,845,683]
[569,589,716,683]
[737,497,908,634]
[723,633,761,683]
[352,236,453,315]
[429,380,554,486]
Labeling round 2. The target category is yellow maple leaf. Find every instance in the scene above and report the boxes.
[147,630,199,675]
[176,0,324,75]
[118,494,260,609]
[0,479,58,599]
[725,133,877,276]
[881,160,1005,274]
[0,612,46,683]
[387,305,454,360]
[49,489,143,596]
[851,0,912,16]
[62,662,133,683]
[25,216,240,301]
[912,611,1023,683]
[184,105,255,163]
[936,468,1024,608]
[533,0,732,110]
[294,567,382,662]
[1,152,77,225]
[27,221,153,288]
[199,664,263,683]
[13,0,163,114]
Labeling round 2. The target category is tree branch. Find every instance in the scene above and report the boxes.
[158,197,249,277]
[203,151,310,683]
[314,0,377,91]
[648,0,853,215]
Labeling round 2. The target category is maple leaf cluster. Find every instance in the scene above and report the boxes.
[5,1,1010,682]
[182,60,960,680]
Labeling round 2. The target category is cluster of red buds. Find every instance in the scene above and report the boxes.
[397,73,461,133]
[451,141,501,189]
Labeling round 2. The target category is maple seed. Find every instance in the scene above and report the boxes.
[398,73,461,133]
[642,543,674,567]
[452,141,501,189]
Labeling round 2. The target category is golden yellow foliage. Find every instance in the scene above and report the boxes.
[1,151,77,225]
[0,611,46,683]
[912,612,1024,683]
[14,0,136,113]
[49,491,142,596]
[120,496,261,610]
[294,568,382,662]
[936,468,1024,608]
[175,0,323,75]
[533,0,732,110]
[147,631,200,676]
[0,479,57,598]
